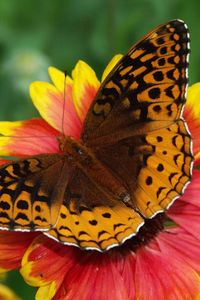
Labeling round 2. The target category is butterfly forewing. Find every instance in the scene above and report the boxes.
[82,20,190,143]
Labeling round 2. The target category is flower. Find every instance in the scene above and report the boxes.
[0,272,21,300]
[0,56,200,300]
[0,283,21,300]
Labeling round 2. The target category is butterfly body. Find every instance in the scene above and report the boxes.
[0,20,193,251]
[62,136,130,204]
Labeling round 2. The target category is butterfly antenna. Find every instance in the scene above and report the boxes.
[61,70,68,136]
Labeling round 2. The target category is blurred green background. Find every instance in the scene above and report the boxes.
[0,0,200,299]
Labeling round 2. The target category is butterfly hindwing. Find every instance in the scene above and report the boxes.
[94,119,192,219]
[0,152,144,251]
[46,167,144,251]
[0,154,70,231]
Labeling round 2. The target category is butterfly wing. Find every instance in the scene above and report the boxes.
[93,119,192,219]
[82,20,193,219]
[82,20,190,143]
[46,166,144,251]
[0,153,144,251]
[0,154,71,231]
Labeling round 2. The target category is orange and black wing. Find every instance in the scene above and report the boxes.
[82,20,193,219]
[0,154,144,251]
[0,154,70,231]
[46,166,144,251]
[82,20,190,143]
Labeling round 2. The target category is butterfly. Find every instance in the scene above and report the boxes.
[0,20,193,251]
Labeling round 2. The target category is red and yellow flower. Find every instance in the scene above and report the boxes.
[0,56,200,299]
[0,272,21,300]
[0,283,21,300]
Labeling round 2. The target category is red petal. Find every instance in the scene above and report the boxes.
[0,118,60,157]
[59,252,129,300]
[0,231,38,270]
[168,170,200,240]
[135,244,200,300]
[158,228,200,273]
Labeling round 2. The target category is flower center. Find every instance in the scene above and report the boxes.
[121,213,170,252]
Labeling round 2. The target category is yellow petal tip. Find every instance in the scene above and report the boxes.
[101,54,123,82]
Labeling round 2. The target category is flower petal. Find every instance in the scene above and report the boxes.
[0,231,38,271]
[0,119,59,157]
[21,235,130,300]
[36,282,57,300]
[184,105,200,164]
[60,252,129,300]
[0,159,9,166]
[158,228,200,274]
[72,60,100,121]
[185,84,200,163]
[111,250,136,300]
[48,67,72,93]
[30,78,81,138]
[101,54,123,82]
[187,83,200,117]
[135,245,200,300]
[0,283,21,300]
[167,170,200,240]
[0,268,8,275]
[20,235,76,298]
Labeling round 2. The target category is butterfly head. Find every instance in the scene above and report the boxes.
[57,135,83,156]
[59,136,89,162]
